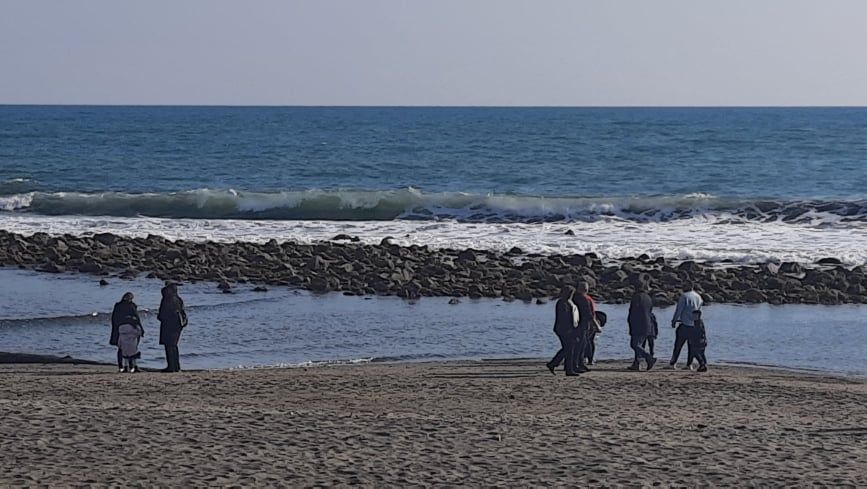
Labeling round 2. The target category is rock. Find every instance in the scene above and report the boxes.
[217,281,232,291]
[817,257,842,265]
[380,237,394,246]
[252,286,268,292]
[742,288,767,303]
[448,298,461,305]
[94,233,117,245]
[677,261,700,272]
[37,262,64,273]
[535,298,548,305]
[332,234,360,242]
[78,262,104,274]
[457,250,477,262]
[507,247,523,255]
[779,262,803,275]
[564,229,575,236]
[99,279,110,286]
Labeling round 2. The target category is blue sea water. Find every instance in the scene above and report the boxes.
[2,106,867,205]
[2,106,867,373]
[1,270,866,375]
[3,106,867,263]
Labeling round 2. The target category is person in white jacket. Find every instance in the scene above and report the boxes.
[669,282,703,369]
[118,321,145,373]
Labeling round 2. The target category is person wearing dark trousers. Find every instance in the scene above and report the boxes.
[572,281,594,373]
[158,283,188,373]
[110,292,141,373]
[627,283,657,371]
[584,310,607,366]
[670,282,704,369]
[689,310,709,372]
[546,286,580,375]
[642,313,658,357]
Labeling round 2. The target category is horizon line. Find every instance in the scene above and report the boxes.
[3,103,867,109]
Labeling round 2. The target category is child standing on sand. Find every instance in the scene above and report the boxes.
[117,319,145,373]
[690,310,708,372]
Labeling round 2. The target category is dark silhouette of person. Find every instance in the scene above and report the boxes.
[627,284,657,371]
[642,313,658,358]
[546,286,580,375]
[110,292,141,372]
[571,281,594,373]
[158,283,187,373]
[690,310,709,372]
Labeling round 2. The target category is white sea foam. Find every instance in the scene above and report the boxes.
[2,213,866,265]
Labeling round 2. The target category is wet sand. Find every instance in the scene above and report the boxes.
[1,360,866,486]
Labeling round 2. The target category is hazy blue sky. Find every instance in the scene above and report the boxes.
[2,0,866,106]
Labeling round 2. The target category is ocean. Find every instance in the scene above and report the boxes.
[2,106,867,372]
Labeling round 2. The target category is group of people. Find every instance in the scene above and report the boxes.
[108,283,188,373]
[547,281,709,375]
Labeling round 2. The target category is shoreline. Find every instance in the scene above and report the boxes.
[1,359,865,485]
[2,230,866,305]
[2,350,864,380]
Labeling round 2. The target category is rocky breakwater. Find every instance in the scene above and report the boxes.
[0,230,865,305]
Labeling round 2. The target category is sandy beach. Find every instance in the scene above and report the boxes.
[1,360,865,486]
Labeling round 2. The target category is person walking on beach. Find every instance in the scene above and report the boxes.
[110,292,141,373]
[689,310,709,372]
[627,283,657,371]
[669,282,703,369]
[546,286,581,376]
[572,281,594,373]
[585,309,606,366]
[642,312,658,358]
[158,283,188,373]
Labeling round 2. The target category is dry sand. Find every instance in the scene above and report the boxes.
[1,359,866,487]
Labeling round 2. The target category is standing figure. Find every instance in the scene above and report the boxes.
[670,282,703,369]
[627,283,657,371]
[158,283,188,373]
[117,320,144,373]
[546,286,580,376]
[110,292,141,373]
[689,310,709,372]
[572,281,594,373]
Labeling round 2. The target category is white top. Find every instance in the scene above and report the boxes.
[672,290,703,326]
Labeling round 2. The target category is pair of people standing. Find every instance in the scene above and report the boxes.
[546,282,597,376]
[626,282,708,372]
[109,283,188,373]
[669,283,708,372]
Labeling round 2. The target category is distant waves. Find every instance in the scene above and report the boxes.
[4,187,867,225]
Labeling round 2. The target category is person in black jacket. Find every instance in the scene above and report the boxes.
[158,283,187,373]
[689,310,709,372]
[110,292,142,373]
[546,286,580,376]
[626,283,657,371]
[571,281,594,373]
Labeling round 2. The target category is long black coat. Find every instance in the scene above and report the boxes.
[573,293,594,332]
[110,300,141,346]
[158,292,186,346]
[627,291,654,337]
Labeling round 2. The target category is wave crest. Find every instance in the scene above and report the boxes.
[2,187,867,224]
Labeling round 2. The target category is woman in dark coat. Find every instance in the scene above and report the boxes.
[157,283,187,372]
[111,292,142,372]
[627,283,657,371]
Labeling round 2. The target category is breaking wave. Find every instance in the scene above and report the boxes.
[2,187,867,225]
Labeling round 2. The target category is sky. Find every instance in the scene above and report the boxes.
[1,0,866,106]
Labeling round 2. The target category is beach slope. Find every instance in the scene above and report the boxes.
[1,360,865,486]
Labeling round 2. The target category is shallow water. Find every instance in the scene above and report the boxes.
[0,269,865,375]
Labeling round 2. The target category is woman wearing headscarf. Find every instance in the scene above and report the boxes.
[110,292,142,372]
[158,283,187,372]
